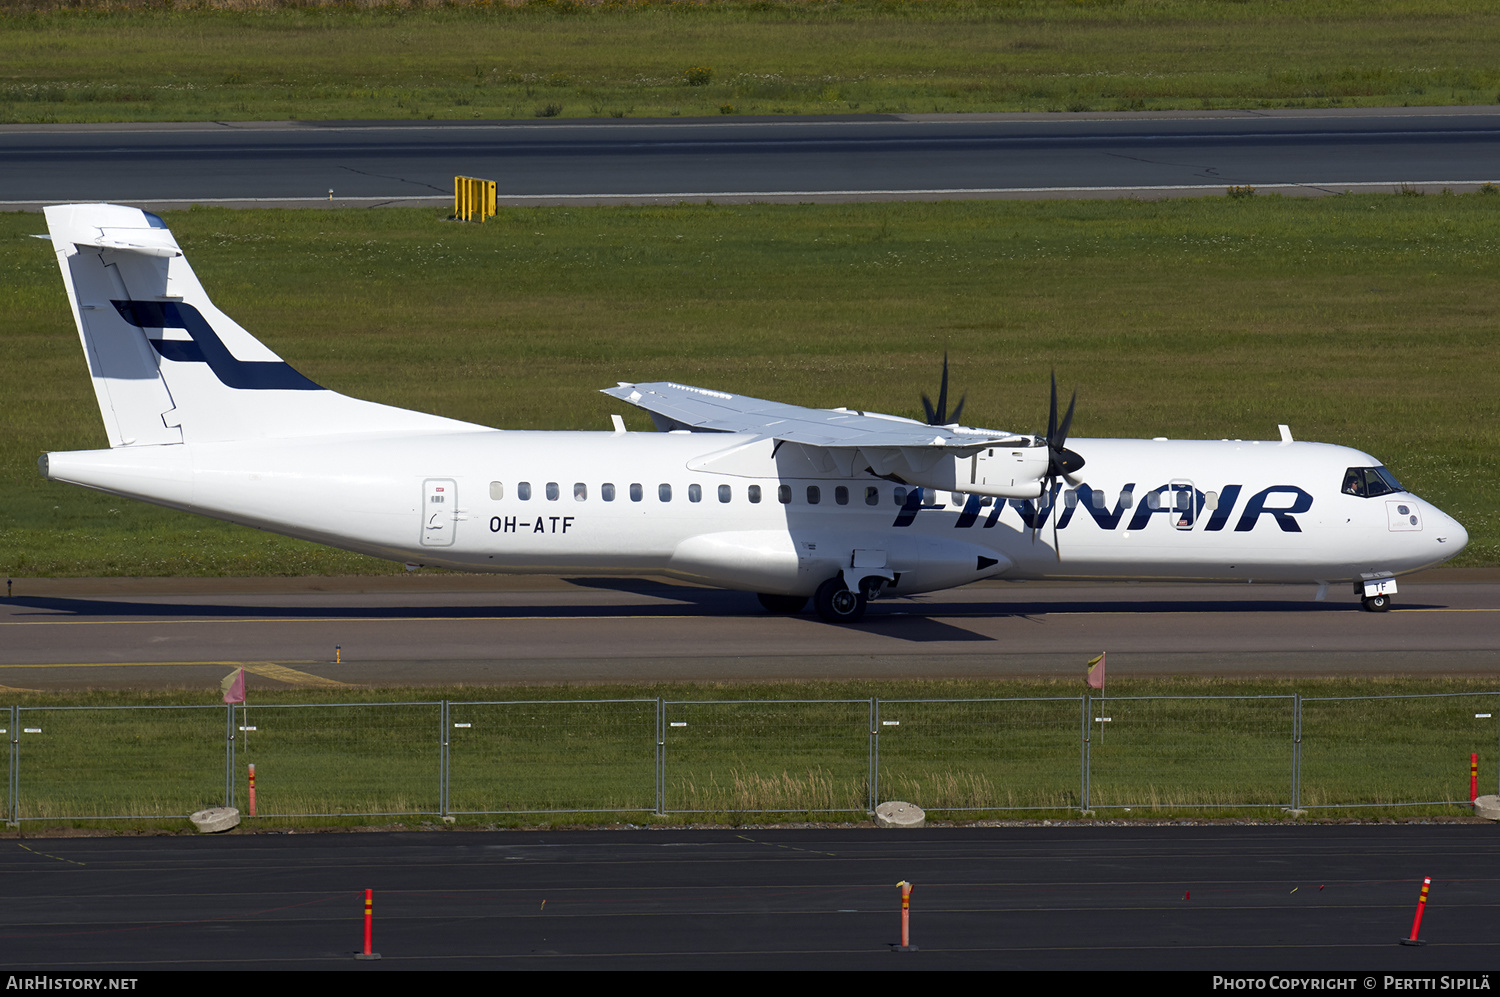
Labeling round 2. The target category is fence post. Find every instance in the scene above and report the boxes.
[440,700,449,819]
[869,698,878,814]
[1081,694,1091,814]
[655,698,664,817]
[1292,694,1302,812]
[7,705,16,826]
[224,702,235,809]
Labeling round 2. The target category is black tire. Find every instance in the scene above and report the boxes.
[814,576,867,623]
[1362,593,1391,612]
[757,593,808,614]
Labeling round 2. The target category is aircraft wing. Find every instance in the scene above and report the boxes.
[602,381,1031,467]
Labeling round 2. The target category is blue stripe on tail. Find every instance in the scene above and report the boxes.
[112,300,323,391]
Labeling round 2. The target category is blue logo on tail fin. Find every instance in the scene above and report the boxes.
[112,300,323,391]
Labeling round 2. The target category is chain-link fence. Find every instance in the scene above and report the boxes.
[4,692,1495,823]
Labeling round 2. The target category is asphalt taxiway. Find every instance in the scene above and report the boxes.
[5,106,1500,210]
[1,824,1496,971]
[2,571,1495,691]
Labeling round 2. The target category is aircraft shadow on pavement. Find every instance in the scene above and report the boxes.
[1,588,1442,625]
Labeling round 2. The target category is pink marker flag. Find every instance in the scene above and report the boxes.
[221,668,246,704]
[1085,652,1106,690]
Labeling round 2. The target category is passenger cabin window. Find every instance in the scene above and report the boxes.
[517,481,532,501]
[748,485,762,504]
[1342,466,1402,498]
[806,485,820,505]
[865,486,879,506]
[546,482,560,501]
[893,486,907,506]
[718,484,732,503]
[835,486,849,506]
[659,483,673,502]
[574,483,587,501]
[630,483,643,502]
[602,483,616,502]
[688,484,702,503]
[489,481,504,500]
[777,485,792,504]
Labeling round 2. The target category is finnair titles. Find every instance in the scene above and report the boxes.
[39,204,1467,622]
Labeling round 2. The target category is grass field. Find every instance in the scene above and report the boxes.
[5,677,1495,826]
[4,193,1497,576]
[3,1,1500,122]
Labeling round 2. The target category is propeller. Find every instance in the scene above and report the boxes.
[1035,372,1087,559]
[921,353,966,427]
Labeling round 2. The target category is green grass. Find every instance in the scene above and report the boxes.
[3,1,1500,123]
[3,678,1494,827]
[4,194,1498,576]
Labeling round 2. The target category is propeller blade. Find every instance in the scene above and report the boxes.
[1052,484,1062,561]
[934,353,950,425]
[1047,371,1059,442]
[1055,390,1077,448]
[922,353,965,426]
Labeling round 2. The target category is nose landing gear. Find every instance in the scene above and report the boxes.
[1355,578,1397,612]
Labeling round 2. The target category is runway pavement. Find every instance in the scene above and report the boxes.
[1,571,1495,691]
[1,824,1496,971]
[4,106,1499,209]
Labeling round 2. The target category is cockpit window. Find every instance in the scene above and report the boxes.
[1342,466,1402,498]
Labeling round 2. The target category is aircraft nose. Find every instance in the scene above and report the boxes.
[1429,504,1468,556]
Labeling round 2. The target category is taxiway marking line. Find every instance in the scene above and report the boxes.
[0,660,320,670]
[240,663,350,688]
[1,606,1495,628]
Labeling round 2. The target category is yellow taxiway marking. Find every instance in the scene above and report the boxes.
[0,660,349,687]
[240,663,349,688]
[0,614,685,625]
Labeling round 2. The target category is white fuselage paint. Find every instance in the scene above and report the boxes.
[42,427,1467,598]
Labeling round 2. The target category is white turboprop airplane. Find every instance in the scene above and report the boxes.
[39,203,1468,621]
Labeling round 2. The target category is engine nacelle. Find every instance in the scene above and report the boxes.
[903,444,1050,500]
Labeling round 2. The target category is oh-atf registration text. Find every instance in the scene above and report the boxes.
[1213,979,1491,991]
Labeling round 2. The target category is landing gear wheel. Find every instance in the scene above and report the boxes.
[1361,593,1392,612]
[757,593,808,614]
[814,577,867,623]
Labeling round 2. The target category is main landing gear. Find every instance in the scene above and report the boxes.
[813,576,868,623]
[1361,593,1392,612]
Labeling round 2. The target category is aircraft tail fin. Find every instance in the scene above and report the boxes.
[44,203,483,447]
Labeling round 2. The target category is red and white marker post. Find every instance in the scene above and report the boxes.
[1471,753,1479,804]
[247,763,256,817]
[894,880,917,952]
[1400,877,1431,946]
[355,888,381,960]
